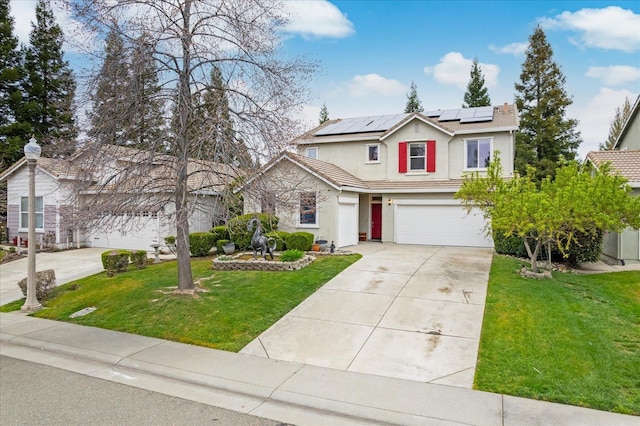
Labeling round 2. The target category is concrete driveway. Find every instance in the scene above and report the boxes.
[241,243,493,388]
[0,248,106,305]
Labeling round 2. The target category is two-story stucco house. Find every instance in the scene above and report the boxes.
[586,95,640,263]
[1,144,235,251]
[242,104,519,248]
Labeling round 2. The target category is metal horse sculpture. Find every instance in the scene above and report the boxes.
[247,217,276,260]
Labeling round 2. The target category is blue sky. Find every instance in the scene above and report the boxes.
[9,1,640,157]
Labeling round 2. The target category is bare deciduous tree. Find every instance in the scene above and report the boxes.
[65,0,316,292]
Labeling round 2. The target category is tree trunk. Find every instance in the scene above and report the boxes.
[522,236,542,273]
[175,0,194,292]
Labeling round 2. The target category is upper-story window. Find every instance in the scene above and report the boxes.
[409,142,426,171]
[305,147,318,159]
[365,143,380,163]
[20,196,44,230]
[466,138,492,169]
[398,141,436,173]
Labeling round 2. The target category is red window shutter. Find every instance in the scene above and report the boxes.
[399,142,407,173]
[426,140,436,172]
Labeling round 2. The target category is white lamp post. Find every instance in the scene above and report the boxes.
[21,136,42,312]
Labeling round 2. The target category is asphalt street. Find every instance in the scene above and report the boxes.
[0,356,280,426]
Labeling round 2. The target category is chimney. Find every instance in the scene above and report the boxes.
[503,102,509,113]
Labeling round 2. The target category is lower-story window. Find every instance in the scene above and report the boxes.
[20,196,44,230]
[299,192,317,225]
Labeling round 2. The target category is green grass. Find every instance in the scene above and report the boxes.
[5,254,360,352]
[475,255,640,415]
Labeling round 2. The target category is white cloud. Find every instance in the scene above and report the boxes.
[573,88,638,157]
[285,0,354,39]
[423,52,499,90]
[346,74,407,97]
[489,42,528,56]
[9,0,97,53]
[586,66,640,86]
[540,6,640,52]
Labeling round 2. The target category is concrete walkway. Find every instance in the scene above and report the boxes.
[1,312,636,425]
[241,243,493,388]
[0,248,106,305]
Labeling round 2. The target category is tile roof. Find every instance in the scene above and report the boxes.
[285,152,367,189]
[0,156,86,182]
[586,150,640,183]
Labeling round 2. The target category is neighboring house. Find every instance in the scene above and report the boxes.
[0,144,235,251]
[586,95,640,263]
[242,104,519,248]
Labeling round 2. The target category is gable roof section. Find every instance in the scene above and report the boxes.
[0,156,86,183]
[586,150,640,186]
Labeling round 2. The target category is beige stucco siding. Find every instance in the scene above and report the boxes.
[243,160,340,243]
[448,131,515,178]
[618,113,640,150]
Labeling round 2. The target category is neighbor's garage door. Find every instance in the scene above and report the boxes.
[91,216,160,250]
[396,204,492,247]
[338,202,358,248]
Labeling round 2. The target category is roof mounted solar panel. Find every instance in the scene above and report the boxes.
[315,113,408,136]
[457,108,476,119]
[425,110,442,118]
[460,116,493,123]
[437,109,461,121]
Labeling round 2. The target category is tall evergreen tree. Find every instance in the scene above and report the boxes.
[128,32,165,150]
[404,81,423,113]
[88,27,131,147]
[600,97,632,150]
[22,0,77,157]
[514,26,581,181]
[319,102,329,124]
[0,0,29,170]
[463,58,491,108]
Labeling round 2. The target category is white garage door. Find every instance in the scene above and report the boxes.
[90,216,160,251]
[396,204,492,247]
[338,203,358,248]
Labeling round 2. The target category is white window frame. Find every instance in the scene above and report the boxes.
[409,142,426,171]
[464,138,493,170]
[365,143,380,164]
[19,196,44,231]
[298,191,319,228]
[305,147,318,159]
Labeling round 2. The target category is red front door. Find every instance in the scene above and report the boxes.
[371,204,382,240]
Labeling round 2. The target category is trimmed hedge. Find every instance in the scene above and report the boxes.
[17,269,56,300]
[210,225,229,242]
[190,232,216,257]
[552,228,603,267]
[101,250,130,277]
[130,250,147,269]
[285,232,314,251]
[493,232,528,258]
[266,231,289,251]
[227,213,279,250]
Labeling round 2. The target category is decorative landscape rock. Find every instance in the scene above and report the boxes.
[17,269,56,300]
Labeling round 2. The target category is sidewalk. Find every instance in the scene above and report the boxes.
[1,312,636,426]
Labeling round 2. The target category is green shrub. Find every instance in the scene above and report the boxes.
[285,232,314,251]
[210,225,229,243]
[280,249,304,262]
[552,228,603,267]
[130,250,147,270]
[216,239,231,254]
[227,213,279,250]
[101,250,130,277]
[492,232,528,258]
[164,235,175,245]
[266,231,288,251]
[189,232,216,257]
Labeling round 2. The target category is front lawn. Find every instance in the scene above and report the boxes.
[4,254,360,352]
[475,255,640,415]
